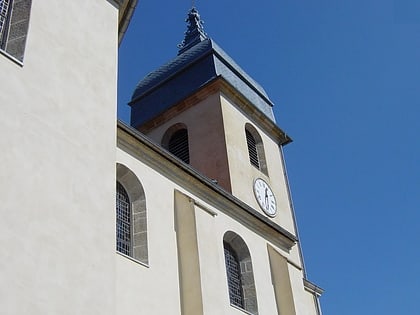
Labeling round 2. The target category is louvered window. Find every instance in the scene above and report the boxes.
[116,181,131,256]
[224,242,244,308]
[246,129,260,169]
[168,129,190,164]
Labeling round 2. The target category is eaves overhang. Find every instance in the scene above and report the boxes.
[213,76,293,146]
[117,0,138,45]
[303,278,324,296]
[117,120,297,251]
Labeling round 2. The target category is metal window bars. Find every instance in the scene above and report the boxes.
[116,181,131,256]
[224,242,244,308]
[0,0,11,42]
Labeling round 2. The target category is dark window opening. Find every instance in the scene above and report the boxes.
[168,128,190,164]
[246,129,260,169]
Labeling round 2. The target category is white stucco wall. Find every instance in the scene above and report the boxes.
[220,94,297,234]
[115,139,319,315]
[115,150,182,314]
[0,1,118,313]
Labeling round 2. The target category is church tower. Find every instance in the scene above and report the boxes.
[130,8,297,237]
[118,7,323,315]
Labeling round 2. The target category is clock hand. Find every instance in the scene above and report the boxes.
[264,188,268,209]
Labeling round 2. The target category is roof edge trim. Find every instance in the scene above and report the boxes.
[118,0,138,45]
[303,278,324,296]
[211,46,274,107]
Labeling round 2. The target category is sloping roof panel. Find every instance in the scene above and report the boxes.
[130,38,276,128]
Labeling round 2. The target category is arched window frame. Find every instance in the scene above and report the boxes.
[162,123,190,164]
[116,163,148,265]
[223,231,259,314]
[245,123,268,175]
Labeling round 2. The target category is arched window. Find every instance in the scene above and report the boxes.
[223,231,259,314]
[162,123,190,164]
[116,181,131,256]
[116,163,148,264]
[245,124,268,175]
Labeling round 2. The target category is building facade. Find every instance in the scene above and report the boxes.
[0,0,136,314]
[0,2,322,314]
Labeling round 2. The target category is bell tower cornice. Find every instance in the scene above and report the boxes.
[136,76,292,146]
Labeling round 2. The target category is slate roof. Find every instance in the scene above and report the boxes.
[129,8,276,129]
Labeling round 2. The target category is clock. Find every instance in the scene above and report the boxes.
[253,178,277,217]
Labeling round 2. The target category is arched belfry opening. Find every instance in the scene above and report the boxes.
[162,123,190,164]
[245,123,268,175]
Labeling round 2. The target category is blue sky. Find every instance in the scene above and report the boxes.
[118,1,420,314]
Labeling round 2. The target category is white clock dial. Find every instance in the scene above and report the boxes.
[253,178,277,217]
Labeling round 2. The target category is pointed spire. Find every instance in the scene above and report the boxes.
[178,7,208,55]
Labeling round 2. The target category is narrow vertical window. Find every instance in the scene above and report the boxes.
[245,124,268,175]
[168,128,190,164]
[116,164,149,265]
[0,0,32,62]
[116,181,131,256]
[224,242,244,308]
[246,129,259,169]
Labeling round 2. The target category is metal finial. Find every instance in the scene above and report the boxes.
[178,7,208,54]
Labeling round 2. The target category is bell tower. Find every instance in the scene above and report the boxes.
[129,7,295,233]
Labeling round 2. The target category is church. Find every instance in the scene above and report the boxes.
[0,1,323,314]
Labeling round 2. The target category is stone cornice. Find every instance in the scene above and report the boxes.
[303,278,324,296]
[117,120,297,251]
[117,0,138,45]
[216,77,292,146]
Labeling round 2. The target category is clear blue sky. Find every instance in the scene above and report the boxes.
[118,1,420,314]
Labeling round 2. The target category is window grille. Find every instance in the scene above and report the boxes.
[0,0,32,62]
[116,181,131,256]
[0,0,11,42]
[168,129,190,164]
[224,242,244,308]
[246,129,260,169]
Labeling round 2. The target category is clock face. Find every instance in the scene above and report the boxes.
[253,178,277,217]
